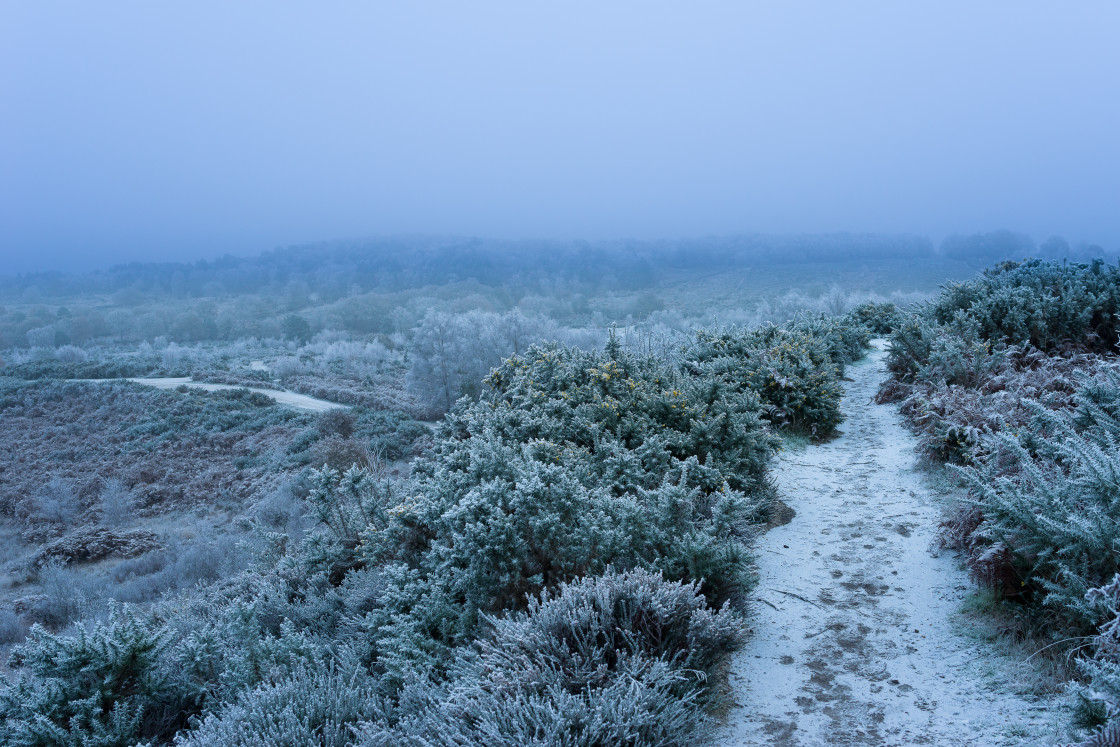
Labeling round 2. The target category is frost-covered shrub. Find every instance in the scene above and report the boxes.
[1071,575,1120,745]
[958,399,1120,633]
[351,339,771,681]
[170,534,245,589]
[311,434,375,471]
[251,482,307,535]
[691,323,848,437]
[0,609,24,645]
[847,301,902,335]
[364,448,758,684]
[886,259,1120,384]
[30,558,107,629]
[176,665,384,747]
[317,408,356,439]
[112,550,171,584]
[453,339,777,497]
[54,344,88,363]
[918,353,1120,638]
[886,341,1109,464]
[360,569,745,747]
[930,259,1120,354]
[24,475,81,526]
[0,607,181,747]
[98,477,137,527]
[109,534,249,605]
[301,466,397,585]
[790,313,872,371]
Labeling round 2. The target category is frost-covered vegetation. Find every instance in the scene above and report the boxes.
[878,259,1120,743]
[0,270,875,745]
[17,236,1107,744]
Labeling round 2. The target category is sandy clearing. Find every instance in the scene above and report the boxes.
[712,341,1064,746]
[77,377,347,413]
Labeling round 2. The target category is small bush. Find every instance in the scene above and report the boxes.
[177,665,383,747]
[112,550,171,583]
[25,475,81,526]
[317,409,356,439]
[29,558,106,629]
[362,569,745,746]
[1,607,178,746]
[311,435,375,471]
[98,477,137,527]
[691,323,848,437]
[0,609,24,645]
[847,301,901,335]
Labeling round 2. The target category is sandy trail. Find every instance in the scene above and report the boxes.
[77,377,347,412]
[713,342,1058,746]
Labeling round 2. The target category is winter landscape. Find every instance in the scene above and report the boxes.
[2,4,1119,746]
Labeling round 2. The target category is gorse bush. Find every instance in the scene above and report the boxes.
[462,337,778,496]
[887,259,1120,383]
[930,259,1120,354]
[847,301,902,335]
[356,339,775,682]
[691,314,867,438]
[959,417,1120,633]
[1072,576,1120,745]
[1,608,180,747]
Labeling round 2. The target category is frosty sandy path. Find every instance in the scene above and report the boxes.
[713,342,1058,746]
[76,377,348,412]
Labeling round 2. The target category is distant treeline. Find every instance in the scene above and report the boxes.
[0,233,946,300]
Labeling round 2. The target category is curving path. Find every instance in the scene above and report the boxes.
[713,342,1061,746]
[77,377,347,413]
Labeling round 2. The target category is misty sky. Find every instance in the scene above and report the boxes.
[2,2,1118,274]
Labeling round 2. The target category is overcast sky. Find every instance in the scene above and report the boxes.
[1,2,1117,274]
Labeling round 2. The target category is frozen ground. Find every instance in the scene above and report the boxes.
[80,377,347,412]
[712,342,1066,746]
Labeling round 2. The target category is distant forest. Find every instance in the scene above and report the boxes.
[0,231,1107,354]
[4,231,1104,301]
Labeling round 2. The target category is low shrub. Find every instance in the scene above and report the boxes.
[691,323,849,438]
[360,569,745,747]
[177,665,384,747]
[28,559,107,629]
[929,259,1120,355]
[0,610,24,645]
[0,607,182,746]
[847,301,902,335]
[886,259,1120,383]
[956,396,1120,635]
[1070,575,1120,745]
